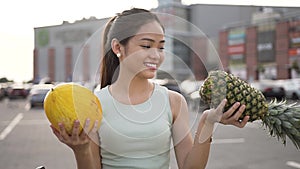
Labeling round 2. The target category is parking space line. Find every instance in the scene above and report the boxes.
[0,113,23,140]
[287,161,300,169]
[212,138,245,144]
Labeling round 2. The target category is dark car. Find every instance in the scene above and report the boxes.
[7,84,28,99]
[28,84,53,107]
[0,84,5,100]
[259,80,285,100]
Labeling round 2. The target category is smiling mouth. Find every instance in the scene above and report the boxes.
[144,63,157,70]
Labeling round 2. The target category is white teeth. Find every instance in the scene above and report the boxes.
[144,63,157,68]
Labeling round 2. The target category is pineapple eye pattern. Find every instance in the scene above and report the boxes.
[199,70,300,149]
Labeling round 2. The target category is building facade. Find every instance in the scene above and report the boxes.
[34,17,108,83]
[219,8,300,81]
[33,0,300,84]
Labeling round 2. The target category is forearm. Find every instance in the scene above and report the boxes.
[73,146,101,169]
[182,139,211,169]
[183,120,214,169]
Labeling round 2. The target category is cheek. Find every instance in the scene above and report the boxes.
[158,53,165,66]
[122,55,144,71]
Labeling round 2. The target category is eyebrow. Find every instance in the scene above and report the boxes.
[140,38,165,43]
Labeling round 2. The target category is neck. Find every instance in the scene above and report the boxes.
[110,75,154,105]
[114,75,152,94]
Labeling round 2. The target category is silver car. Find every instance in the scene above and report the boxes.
[28,84,53,108]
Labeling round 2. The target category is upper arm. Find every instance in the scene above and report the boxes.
[169,90,193,169]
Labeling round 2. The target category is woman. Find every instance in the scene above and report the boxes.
[51,8,249,169]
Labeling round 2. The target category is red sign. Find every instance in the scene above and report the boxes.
[228,44,245,55]
[289,48,300,56]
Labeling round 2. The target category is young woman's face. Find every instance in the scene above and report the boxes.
[120,21,165,79]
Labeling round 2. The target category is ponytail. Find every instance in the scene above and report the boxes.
[100,16,119,89]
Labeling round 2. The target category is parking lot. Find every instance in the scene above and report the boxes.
[0,97,299,169]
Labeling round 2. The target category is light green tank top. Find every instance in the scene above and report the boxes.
[95,83,173,169]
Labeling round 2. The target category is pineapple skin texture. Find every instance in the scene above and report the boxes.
[199,70,269,122]
[200,70,300,149]
[44,83,103,135]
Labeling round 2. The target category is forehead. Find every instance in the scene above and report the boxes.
[134,21,164,38]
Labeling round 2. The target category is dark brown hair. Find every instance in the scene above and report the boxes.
[100,8,164,88]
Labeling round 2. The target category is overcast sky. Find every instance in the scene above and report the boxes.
[1,0,300,82]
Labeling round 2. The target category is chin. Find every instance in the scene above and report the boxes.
[139,72,156,79]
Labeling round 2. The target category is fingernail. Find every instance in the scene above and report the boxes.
[74,120,80,124]
[58,123,63,130]
[86,118,90,125]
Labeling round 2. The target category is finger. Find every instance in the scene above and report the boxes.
[58,122,70,141]
[50,125,64,142]
[237,116,249,128]
[223,102,240,118]
[231,104,246,121]
[215,99,227,114]
[91,120,99,133]
[50,124,59,133]
[80,118,90,139]
[71,120,81,140]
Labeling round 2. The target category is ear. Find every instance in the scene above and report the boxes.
[111,38,122,56]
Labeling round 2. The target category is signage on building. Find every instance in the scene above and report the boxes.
[290,37,300,48]
[228,39,245,46]
[55,29,92,44]
[257,43,273,51]
[37,29,50,47]
[257,29,275,62]
[228,28,245,40]
[289,20,300,51]
[289,48,300,56]
[228,44,245,55]
[227,28,246,64]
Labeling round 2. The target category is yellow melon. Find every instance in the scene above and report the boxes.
[43,83,102,135]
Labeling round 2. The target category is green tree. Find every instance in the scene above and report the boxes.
[0,77,13,83]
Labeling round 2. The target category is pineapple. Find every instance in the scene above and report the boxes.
[199,70,300,149]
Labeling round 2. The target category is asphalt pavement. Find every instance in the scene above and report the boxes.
[0,98,299,169]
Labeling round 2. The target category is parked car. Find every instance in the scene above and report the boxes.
[28,84,53,107]
[277,79,300,100]
[259,80,285,100]
[0,84,5,100]
[7,84,28,99]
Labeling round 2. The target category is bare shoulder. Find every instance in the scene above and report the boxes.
[168,90,185,103]
[167,90,188,121]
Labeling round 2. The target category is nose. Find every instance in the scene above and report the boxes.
[149,48,161,60]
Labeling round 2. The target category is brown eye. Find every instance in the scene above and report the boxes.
[141,45,151,49]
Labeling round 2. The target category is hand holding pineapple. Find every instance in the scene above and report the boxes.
[196,99,249,144]
[199,70,300,149]
[204,99,249,127]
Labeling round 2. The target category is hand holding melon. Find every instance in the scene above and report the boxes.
[43,83,103,135]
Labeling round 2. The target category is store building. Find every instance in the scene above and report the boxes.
[34,17,108,83]
[33,0,300,84]
[219,7,300,81]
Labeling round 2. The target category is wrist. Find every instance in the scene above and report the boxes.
[72,145,91,154]
[194,131,213,144]
[201,111,217,125]
[194,134,212,145]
